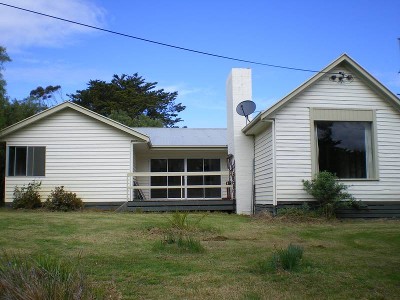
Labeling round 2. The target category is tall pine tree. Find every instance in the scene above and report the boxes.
[69,74,185,127]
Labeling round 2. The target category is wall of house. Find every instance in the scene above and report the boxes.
[135,149,229,200]
[254,125,274,205]
[271,65,400,203]
[4,108,136,203]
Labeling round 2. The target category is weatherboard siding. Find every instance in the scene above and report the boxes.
[272,66,400,203]
[5,108,134,203]
[254,126,274,204]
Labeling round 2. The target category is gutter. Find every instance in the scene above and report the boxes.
[147,145,227,151]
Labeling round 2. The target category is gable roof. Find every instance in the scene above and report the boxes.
[243,54,400,135]
[133,127,227,148]
[0,101,150,142]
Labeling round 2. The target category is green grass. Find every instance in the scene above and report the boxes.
[153,233,205,253]
[0,253,119,299]
[0,210,399,299]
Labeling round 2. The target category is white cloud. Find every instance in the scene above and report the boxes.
[160,83,225,111]
[161,84,204,97]
[0,0,106,50]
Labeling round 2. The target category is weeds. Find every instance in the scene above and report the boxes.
[255,244,304,273]
[167,211,208,231]
[0,252,120,299]
[274,244,304,271]
[254,205,324,223]
[277,203,321,222]
[151,212,210,254]
[154,233,205,253]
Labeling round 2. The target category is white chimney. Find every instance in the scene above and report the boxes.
[226,68,254,214]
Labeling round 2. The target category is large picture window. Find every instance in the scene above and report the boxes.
[8,146,46,176]
[315,121,373,179]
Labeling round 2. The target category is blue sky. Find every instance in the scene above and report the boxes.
[1,0,399,128]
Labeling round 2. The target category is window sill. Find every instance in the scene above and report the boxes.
[338,178,379,182]
[6,176,46,178]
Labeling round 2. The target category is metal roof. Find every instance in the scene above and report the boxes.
[133,127,227,147]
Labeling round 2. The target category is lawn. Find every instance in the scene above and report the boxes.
[0,210,399,299]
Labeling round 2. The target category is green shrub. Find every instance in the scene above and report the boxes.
[43,186,83,211]
[12,181,42,209]
[302,171,356,219]
[0,253,119,299]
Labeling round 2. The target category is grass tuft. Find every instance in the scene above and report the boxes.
[167,211,208,231]
[0,252,120,299]
[255,244,304,274]
[153,232,205,253]
[275,244,304,271]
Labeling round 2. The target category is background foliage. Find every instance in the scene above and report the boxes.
[69,73,185,128]
[0,46,183,204]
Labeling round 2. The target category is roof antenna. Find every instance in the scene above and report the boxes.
[236,100,256,124]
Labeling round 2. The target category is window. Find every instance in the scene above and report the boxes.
[311,108,377,179]
[150,159,184,199]
[8,146,46,176]
[187,159,221,198]
[316,121,373,178]
[150,158,221,199]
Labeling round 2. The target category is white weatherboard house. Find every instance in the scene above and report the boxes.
[0,103,231,211]
[1,54,400,217]
[230,54,400,217]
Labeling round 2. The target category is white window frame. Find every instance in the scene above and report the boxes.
[7,146,46,177]
[310,108,379,180]
[149,158,222,200]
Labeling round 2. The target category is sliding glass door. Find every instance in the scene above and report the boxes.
[150,158,221,199]
[150,159,184,199]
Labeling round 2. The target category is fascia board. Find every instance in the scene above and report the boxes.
[0,101,150,143]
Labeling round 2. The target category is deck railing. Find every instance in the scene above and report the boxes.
[127,171,233,201]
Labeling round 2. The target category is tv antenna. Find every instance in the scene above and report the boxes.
[236,100,256,124]
[329,71,353,84]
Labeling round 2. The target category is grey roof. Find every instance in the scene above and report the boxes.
[132,127,227,147]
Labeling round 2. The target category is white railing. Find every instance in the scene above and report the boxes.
[126,171,233,201]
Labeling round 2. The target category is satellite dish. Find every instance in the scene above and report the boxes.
[236,100,256,124]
